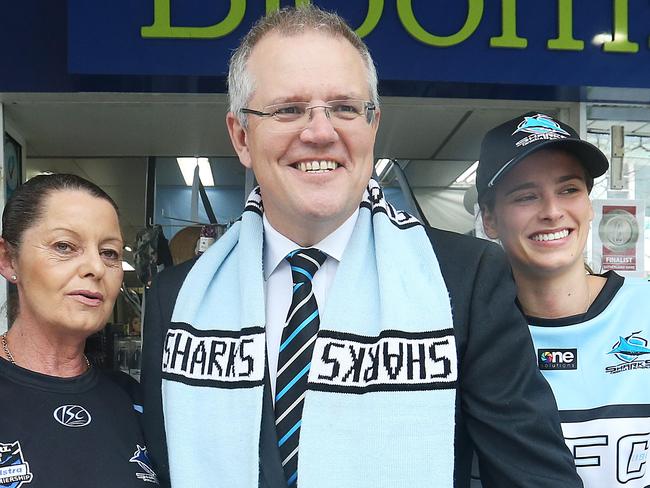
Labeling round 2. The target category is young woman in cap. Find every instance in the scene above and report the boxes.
[476,112,650,488]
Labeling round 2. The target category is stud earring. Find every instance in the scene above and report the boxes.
[10,275,16,281]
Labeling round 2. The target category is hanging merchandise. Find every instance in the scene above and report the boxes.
[196,224,227,255]
[133,224,173,287]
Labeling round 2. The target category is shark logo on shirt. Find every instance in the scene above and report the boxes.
[605,331,650,374]
[129,445,158,484]
[609,331,650,362]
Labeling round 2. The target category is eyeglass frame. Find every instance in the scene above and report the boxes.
[240,99,377,130]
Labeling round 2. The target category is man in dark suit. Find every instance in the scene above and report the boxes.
[141,6,582,488]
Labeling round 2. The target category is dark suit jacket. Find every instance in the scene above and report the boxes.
[141,227,582,487]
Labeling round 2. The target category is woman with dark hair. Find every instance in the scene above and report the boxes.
[477,113,650,488]
[0,174,157,487]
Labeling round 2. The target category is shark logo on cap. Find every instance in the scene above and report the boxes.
[513,114,570,137]
[512,114,571,148]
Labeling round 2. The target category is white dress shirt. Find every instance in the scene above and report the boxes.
[263,211,358,399]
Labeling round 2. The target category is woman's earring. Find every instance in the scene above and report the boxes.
[10,274,17,282]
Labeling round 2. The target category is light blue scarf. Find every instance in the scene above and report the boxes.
[161,180,457,488]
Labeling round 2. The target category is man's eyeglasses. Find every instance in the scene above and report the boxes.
[241,99,376,133]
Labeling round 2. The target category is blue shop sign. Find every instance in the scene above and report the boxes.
[67,0,650,89]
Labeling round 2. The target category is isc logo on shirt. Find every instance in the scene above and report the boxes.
[538,348,578,370]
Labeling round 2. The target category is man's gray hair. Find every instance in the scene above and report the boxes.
[228,5,379,128]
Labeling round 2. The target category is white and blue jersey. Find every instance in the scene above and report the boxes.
[529,271,650,488]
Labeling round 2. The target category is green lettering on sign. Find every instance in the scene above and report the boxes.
[141,0,245,39]
[547,0,584,51]
[397,0,483,47]
[266,0,383,38]
[356,0,384,39]
[266,0,280,14]
[603,0,638,53]
[490,0,527,48]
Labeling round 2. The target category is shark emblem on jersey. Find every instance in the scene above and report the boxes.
[609,331,650,362]
[0,441,34,488]
[129,445,158,484]
[605,331,650,374]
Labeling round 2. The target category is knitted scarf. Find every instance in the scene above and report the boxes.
[161,179,457,488]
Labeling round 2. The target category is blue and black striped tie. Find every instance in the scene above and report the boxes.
[275,247,327,487]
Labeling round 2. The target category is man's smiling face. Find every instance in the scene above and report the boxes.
[227,31,380,246]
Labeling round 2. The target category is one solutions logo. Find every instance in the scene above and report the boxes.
[606,331,650,374]
[538,349,577,370]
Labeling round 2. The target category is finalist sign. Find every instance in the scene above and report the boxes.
[592,200,646,277]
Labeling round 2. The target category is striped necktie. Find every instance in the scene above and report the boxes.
[275,247,327,487]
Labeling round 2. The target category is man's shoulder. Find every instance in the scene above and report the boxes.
[420,227,512,312]
[423,226,503,267]
[146,257,199,327]
[152,257,198,293]
[424,226,487,250]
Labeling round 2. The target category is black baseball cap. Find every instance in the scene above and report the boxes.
[476,112,609,203]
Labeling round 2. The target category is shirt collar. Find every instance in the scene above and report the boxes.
[263,209,359,280]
